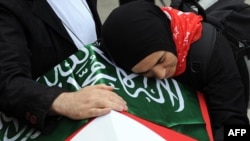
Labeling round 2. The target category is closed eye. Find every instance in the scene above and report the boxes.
[136,53,166,77]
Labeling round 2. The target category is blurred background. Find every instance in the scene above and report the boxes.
[97,0,250,23]
[97,0,170,22]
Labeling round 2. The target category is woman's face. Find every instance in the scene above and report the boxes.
[132,51,177,79]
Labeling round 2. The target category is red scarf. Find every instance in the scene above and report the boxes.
[161,7,203,76]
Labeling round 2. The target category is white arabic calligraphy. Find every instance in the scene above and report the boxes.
[2,45,185,140]
[0,112,41,141]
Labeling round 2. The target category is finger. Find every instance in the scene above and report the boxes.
[86,108,112,118]
[95,83,114,90]
[98,97,127,112]
[103,94,127,110]
[103,90,126,103]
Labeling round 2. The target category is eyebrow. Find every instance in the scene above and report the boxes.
[136,53,165,75]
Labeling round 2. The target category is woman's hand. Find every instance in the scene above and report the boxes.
[50,84,128,119]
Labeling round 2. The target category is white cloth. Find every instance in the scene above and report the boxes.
[47,0,97,49]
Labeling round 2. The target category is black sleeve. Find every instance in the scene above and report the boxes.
[202,32,249,140]
[0,1,65,131]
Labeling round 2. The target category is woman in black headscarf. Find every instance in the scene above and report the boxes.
[101,1,249,141]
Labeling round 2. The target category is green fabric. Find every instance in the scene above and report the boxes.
[0,44,209,141]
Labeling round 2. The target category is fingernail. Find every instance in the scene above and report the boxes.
[124,105,128,111]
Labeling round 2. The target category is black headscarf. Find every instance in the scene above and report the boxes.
[101,0,176,70]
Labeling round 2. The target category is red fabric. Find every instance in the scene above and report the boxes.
[197,91,214,141]
[65,112,197,141]
[121,112,197,141]
[161,7,203,76]
[66,92,213,141]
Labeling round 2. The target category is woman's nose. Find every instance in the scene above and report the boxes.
[152,66,166,79]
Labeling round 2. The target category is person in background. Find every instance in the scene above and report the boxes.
[0,0,127,132]
[101,1,249,140]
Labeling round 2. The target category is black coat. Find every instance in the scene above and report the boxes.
[175,22,249,141]
[0,0,102,131]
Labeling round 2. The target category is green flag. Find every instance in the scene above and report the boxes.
[0,44,210,141]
